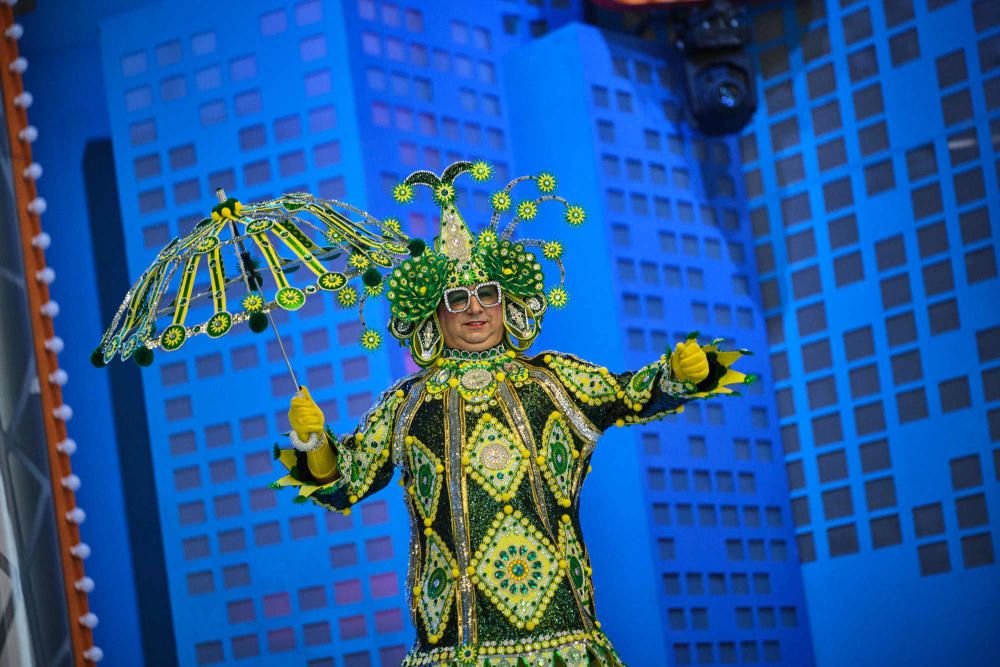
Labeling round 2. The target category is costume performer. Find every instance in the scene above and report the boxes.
[273,162,754,667]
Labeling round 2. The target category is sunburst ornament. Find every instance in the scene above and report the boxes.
[491,191,512,211]
[516,201,538,221]
[434,182,456,206]
[548,287,569,308]
[565,205,586,226]
[536,173,557,193]
[393,182,414,204]
[360,329,382,350]
[337,286,359,308]
[348,253,370,269]
[242,294,264,313]
[470,161,493,181]
[542,241,563,260]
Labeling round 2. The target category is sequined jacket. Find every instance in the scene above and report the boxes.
[274,343,750,667]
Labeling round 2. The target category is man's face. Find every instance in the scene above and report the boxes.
[436,283,505,351]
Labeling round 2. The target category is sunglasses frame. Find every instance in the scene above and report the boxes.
[442,280,503,313]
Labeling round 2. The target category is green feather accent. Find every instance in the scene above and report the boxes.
[272,444,281,460]
[292,495,309,504]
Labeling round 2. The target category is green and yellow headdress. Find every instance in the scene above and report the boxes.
[385,160,585,365]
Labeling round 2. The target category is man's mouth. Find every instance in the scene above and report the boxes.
[463,320,486,328]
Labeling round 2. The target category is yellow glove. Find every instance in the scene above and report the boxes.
[288,386,325,441]
[670,339,710,384]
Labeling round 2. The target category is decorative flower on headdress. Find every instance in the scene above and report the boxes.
[382,161,586,364]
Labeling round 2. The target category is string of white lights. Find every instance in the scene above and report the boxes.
[3,2,103,662]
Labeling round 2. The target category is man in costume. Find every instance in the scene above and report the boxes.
[273,162,752,667]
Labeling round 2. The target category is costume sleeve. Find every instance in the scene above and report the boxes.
[270,384,407,514]
[536,336,755,434]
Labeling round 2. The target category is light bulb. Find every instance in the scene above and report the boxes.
[57,438,77,455]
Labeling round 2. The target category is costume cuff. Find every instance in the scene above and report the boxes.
[289,429,324,452]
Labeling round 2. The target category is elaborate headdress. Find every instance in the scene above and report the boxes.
[384,160,585,365]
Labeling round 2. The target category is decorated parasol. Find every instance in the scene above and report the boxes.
[91,183,419,387]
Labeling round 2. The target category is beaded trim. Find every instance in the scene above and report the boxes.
[288,429,324,452]
[442,343,509,361]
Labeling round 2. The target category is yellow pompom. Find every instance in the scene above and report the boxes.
[424,527,432,535]
[435,463,444,473]
[526,620,537,631]
[558,559,568,570]
[466,566,475,575]
[535,455,545,465]
[221,207,231,218]
[496,372,506,382]
[614,418,625,428]
[504,505,514,515]
[423,517,432,527]
[348,494,358,504]
[461,454,471,466]
[561,514,571,523]
[448,377,459,388]
[395,389,404,398]
[404,435,414,445]
[341,508,351,516]
[450,567,459,577]
[544,354,553,363]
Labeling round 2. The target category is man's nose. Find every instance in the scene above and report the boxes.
[467,293,485,314]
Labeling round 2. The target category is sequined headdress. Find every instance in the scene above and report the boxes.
[384,161,585,366]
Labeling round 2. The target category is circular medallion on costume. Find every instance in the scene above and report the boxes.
[276,286,306,311]
[426,567,448,599]
[304,284,318,295]
[569,554,585,588]
[120,334,138,360]
[460,368,493,391]
[195,236,219,254]
[480,442,512,471]
[317,272,347,291]
[550,440,569,475]
[245,219,273,235]
[418,464,434,497]
[206,311,233,338]
[102,336,120,365]
[160,324,187,351]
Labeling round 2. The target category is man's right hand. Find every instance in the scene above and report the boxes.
[289,386,325,441]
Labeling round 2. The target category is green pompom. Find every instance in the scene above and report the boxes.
[407,238,426,256]
[134,346,154,367]
[90,349,107,368]
[362,267,382,287]
[249,312,268,333]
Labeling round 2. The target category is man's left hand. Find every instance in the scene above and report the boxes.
[670,339,709,384]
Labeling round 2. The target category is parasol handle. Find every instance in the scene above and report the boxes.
[215,187,228,202]
[224,212,300,393]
